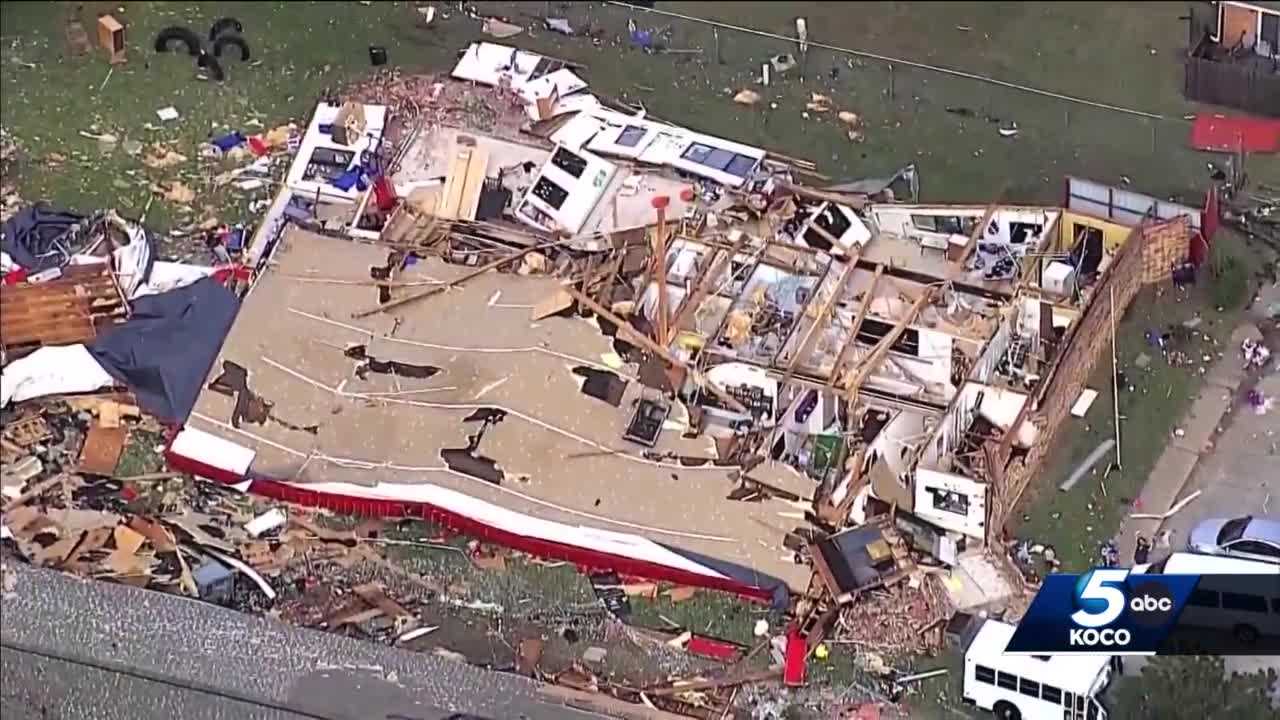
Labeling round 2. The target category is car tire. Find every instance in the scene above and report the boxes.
[1234,624,1259,645]
[993,700,1022,720]
[209,17,244,41]
[212,34,251,62]
[154,26,203,56]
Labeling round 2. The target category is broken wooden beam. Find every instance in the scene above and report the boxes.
[351,242,558,318]
[560,283,748,413]
[667,233,747,341]
[827,263,883,388]
[775,180,867,210]
[642,669,783,697]
[842,287,935,398]
[781,253,860,386]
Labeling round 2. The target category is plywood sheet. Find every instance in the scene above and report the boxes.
[457,145,491,222]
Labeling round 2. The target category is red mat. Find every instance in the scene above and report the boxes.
[1189,113,1280,153]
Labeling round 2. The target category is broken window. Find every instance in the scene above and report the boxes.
[1070,224,1104,275]
[856,317,921,356]
[680,143,758,178]
[723,154,759,178]
[803,204,854,250]
[531,177,569,210]
[927,487,970,517]
[1008,222,1042,245]
[683,143,714,164]
[911,215,973,235]
[550,147,588,178]
[616,125,647,147]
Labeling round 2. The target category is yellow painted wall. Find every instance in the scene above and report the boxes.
[1058,211,1133,253]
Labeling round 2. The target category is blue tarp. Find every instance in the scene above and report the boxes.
[90,277,240,423]
[0,203,84,272]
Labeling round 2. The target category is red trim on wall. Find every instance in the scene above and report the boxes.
[164,447,778,604]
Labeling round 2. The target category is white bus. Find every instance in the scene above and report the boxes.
[1136,552,1279,650]
[963,618,1112,720]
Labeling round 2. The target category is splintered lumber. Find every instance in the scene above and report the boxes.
[643,669,783,697]
[827,263,883,388]
[781,253,860,386]
[667,233,748,338]
[959,202,999,266]
[842,287,935,397]
[653,225,670,346]
[457,147,491,222]
[560,283,748,413]
[352,243,557,318]
[776,180,867,210]
[437,146,472,220]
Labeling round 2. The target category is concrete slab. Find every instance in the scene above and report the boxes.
[1170,388,1233,454]
[1116,445,1201,561]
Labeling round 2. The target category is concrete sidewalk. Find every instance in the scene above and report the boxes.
[1115,324,1261,562]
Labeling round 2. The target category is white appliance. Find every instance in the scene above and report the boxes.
[1041,261,1077,298]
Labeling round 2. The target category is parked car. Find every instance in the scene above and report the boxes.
[1186,515,1280,565]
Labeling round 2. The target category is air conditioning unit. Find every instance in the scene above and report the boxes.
[1041,261,1077,298]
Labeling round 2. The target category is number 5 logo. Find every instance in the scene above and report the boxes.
[1071,569,1129,628]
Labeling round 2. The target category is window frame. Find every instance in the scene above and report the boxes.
[615,125,648,148]
[550,147,588,179]
[531,177,570,211]
[996,671,1018,691]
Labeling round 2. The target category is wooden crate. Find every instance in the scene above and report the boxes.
[97,14,125,64]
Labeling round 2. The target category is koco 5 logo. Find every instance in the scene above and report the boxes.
[1069,569,1176,647]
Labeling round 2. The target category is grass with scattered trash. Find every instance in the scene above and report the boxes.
[5,1,1278,249]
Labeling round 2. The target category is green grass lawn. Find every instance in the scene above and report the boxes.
[4,2,1276,243]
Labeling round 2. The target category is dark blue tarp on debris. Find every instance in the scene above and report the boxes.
[657,542,791,610]
[0,203,84,272]
[90,277,239,424]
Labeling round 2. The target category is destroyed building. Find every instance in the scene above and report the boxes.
[3,41,1215,628]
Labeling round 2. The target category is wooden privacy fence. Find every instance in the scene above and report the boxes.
[1184,56,1280,118]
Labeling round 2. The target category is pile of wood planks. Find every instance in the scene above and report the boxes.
[0,264,127,360]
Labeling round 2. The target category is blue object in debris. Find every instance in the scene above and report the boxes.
[630,29,654,49]
[210,132,246,153]
[191,558,235,605]
[225,227,246,252]
[331,167,368,192]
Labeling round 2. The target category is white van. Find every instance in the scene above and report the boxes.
[1137,552,1279,649]
[963,618,1111,720]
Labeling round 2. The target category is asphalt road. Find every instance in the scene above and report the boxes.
[0,562,611,720]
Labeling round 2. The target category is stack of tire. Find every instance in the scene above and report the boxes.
[153,17,251,82]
